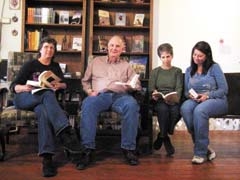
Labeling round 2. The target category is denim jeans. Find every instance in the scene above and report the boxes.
[80,92,140,150]
[14,90,69,156]
[180,98,228,157]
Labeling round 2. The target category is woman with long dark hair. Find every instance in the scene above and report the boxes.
[181,41,228,164]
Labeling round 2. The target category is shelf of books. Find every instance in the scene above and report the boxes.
[22,0,86,75]
[88,0,152,80]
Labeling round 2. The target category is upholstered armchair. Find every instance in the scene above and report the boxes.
[0,51,68,139]
[0,52,39,160]
[0,52,39,143]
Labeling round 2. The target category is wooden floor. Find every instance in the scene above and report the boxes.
[0,129,240,180]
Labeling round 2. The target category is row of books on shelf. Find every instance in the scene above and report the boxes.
[25,29,82,51]
[98,34,145,53]
[27,7,82,24]
[98,10,145,26]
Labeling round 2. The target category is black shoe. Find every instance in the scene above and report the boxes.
[122,149,139,166]
[0,152,4,161]
[42,155,57,177]
[153,133,163,150]
[76,148,95,170]
[59,126,83,154]
[163,136,175,156]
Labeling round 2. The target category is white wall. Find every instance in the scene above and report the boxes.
[153,0,240,72]
[0,0,22,60]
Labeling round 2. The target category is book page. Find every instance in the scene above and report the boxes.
[152,91,179,103]
[164,92,179,103]
[152,91,163,97]
[26,80,41,87]
[114,74,140,88]
[38,71,61,88]
[31,87,53,94]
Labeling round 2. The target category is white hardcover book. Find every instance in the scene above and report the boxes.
[59,11,69,24]
[115,12,126,26]
[189,88,199,99]
[133,13,145,26]
[72,36,82,51]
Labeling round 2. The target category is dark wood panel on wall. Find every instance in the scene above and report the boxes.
[225,73,240,115]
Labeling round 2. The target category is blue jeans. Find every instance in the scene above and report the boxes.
[13,90,69,156]
[80,92,140,150]
[180,98,228,157]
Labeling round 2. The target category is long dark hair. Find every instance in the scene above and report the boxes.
[37,37,57,59]
[190,41,216,76]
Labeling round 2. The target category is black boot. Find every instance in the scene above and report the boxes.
[122,148,139,166]
[76,148,95,170]
[163,135,175,156]
[58,126,83,154]
[153,133,164,150]
[42,154,57,177]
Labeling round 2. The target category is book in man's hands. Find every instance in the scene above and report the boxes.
[115,74,140,88]
[26,71,61,94]
[153,91,179,104]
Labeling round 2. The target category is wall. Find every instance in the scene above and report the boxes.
[0,0,22,60]
[153,0,240,72]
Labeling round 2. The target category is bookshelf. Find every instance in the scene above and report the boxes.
[87,0,153,79]
[21,0,86,76]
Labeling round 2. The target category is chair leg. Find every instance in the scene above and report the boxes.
[0,130,6,161]
[6,131,10,144]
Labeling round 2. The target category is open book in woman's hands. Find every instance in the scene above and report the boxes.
[152,91,179,104]
[26,71,61,94]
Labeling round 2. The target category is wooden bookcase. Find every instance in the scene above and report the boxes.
[21,0,87,76]
[87,0,153,79]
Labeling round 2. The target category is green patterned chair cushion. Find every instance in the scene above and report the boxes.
[77,110,122,131]
[98,111,122,130]
[0,106,37,129]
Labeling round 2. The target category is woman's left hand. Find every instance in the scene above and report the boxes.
[196,94,209,102]
[51,81,66,90]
